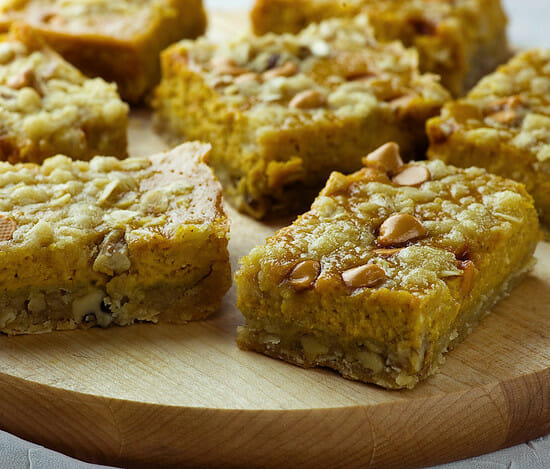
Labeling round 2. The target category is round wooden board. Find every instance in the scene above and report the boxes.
[0,110,549,469]
[1,9,550,466]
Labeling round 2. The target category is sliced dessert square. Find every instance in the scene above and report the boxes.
[0,142,231,335]
[153,15,450,218]
[251,0,510,96]
[235,142,540,389]
[0,0,207,102]
[428,49,550,227]
[0,24,128,163]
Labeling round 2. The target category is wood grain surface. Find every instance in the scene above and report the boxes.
[0,12,549,469]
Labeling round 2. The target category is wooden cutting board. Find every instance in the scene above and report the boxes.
[1,12,549,469]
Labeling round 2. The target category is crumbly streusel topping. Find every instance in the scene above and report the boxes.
[246,158,534,295]
[176,15,449,123]
[0,32,128,152]
[0,143,223,251]
[432,49,550,163]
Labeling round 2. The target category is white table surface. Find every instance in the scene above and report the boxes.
[1,0,549,468]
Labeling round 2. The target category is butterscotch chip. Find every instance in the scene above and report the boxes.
[289,90,326,109]
[460,260,476,296]
[322,167,390,196]
[377,213,426,247]
[0,215,16,242]
[342,264,386,289]
[263,61,298,80]
[288,260,321,291]
[392,165,430,187]
[363,142,404,175]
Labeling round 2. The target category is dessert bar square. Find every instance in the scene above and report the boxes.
[251,0,510,96]
[0,24,128,163]
[153,16,450,218]
[235,142,540,389]
[0,0,208,102]
[0,142,231,335]
[427,49,550,227]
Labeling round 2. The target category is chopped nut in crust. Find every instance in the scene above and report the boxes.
[487,95,525,112]
[486,109,518,125]
[209,56,236,68]
[289,90,326,109]
[460,260,476,296]
[7,68,37,90]
[482,95,525,126]
[210,56,247,76]
[377,213,426,247]
[235,73,262,84]
[0,214,16,242]
[262,61,298,80]
[363,142,404,175]
[342,264,386,289]
[392,165,430,187]
[288,260,321,291]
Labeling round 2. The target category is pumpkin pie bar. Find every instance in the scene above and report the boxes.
[428,49,550,227]
[0,0,207,103]
[153,15,450,218]
[251,0,509,96]
[0,142,231,335]
[0,24,128,163]
[235,142,540,389]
